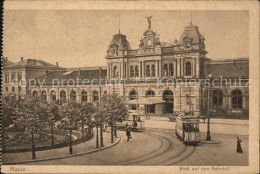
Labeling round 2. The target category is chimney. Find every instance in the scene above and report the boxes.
[233,60,236,68]
[78,69,81,75]
[21,57,23,61]
[56,62,59,67]
[46,70,49,76]
[34,59,37,65]
[5,57,8,61]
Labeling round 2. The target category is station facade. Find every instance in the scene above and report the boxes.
[2,21,249,117]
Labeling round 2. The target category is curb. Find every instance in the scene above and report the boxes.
[3,136,121,165]
[200,140,222,144]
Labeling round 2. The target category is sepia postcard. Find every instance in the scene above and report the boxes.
[1,0,259,173]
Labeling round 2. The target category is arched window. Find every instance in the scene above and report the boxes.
[70,90,76,102]
[163,64,168,77]
[93,90,99,101]
[145,90,155,113]
[151,65,155,77]
[146,65,150,77]
[185,62,192,76]
[129,90,138,100]
[130,66,134,78]
[145,90,155,97]
[81,90,87,102]
[213,90,223,108]
[129,90,138,110]
[111,45,118,56]
[162,90,173,102]
[50,91,56,101]
[60,90,66,103]
[113,66,119,78]
[135,65,139,77]
[42,90,47,101]
[232,90,242,109]
[169,63,174,76]
[32,91,38,98]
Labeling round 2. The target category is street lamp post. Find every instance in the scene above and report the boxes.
[206,77,211,141]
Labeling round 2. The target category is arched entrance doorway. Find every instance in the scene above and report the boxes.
[129,90,138,110]
[162,90,174,114]
[145,90,155,113]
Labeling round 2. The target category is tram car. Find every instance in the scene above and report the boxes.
[175,115,200,144]
[117,110,146,132]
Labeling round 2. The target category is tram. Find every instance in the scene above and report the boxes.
[175,115,200,144]
[117,110,146,132]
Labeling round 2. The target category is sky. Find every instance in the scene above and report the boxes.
[3,10,249,68]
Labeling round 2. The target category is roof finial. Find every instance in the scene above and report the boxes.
[119,14,121,34]
[190,11,192,25]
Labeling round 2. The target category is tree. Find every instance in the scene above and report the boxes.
[15,96,47,159]
[93,105,108,148]
[76,103,95,137]
[45,102,62,146]
[57,102,80,154]
[2,96,17,152]
[101,93,128,143]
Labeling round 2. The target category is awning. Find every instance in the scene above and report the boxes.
[126,97,166,105]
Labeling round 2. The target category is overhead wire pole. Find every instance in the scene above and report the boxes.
[206,73,212,141]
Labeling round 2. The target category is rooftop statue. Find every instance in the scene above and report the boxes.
[146,16,152,30]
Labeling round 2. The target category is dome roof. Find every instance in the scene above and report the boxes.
[178,24,205,45]
[107,33,131,52]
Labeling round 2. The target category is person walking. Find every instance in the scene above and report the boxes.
[126,126,131,142]
[236,137,243,153]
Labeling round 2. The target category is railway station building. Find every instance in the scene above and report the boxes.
[2,21,249,118]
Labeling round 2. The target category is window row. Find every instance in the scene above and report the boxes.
[4,72,22,83]
[212,89,243,109]
[112,61,192,78]
[5,86,22,92]
[32,90,100,103]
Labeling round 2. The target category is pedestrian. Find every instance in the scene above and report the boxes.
[236,137,243,153]
[126,126,131,142]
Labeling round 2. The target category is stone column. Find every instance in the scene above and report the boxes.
[139,61,142,78]
[107,63,110,80]
[110,63,113,79]
[46,88,50,102]
[76,88,81,103]
[66,88,70,103]
[120,62,123,79]
[180,59,183,77]
[158,60,161,78]
[196,57,200,78]
[125,62,128,80]
[155,60,158,78]
[142,60,145,79]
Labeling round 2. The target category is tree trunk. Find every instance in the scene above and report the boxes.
[111,122,114,143]
[69,128,73,154]
[2,127,5,152]
[114,121,117,138]
[96,126,99,148]
[81,123,84,137]
[100,123,104,147]
[32,131,36,159]
[51,124,54,146]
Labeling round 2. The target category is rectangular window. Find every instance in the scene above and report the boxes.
[12,86,15,92]
[5,73,9,83]
[17,72,22,82]
[11,72,16,81]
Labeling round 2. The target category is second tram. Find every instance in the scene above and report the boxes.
[175,115,200,144]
